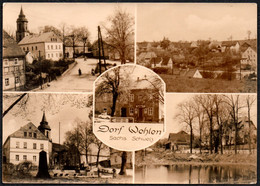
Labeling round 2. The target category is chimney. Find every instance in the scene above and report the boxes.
[137,77,139,81]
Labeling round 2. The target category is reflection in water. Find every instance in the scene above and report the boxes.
[135,164,256,184]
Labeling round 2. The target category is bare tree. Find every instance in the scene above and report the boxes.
[195,95,215,154]
[176,100,196,154]
[103,7,134,64]
[93,136,107,167]
[245,95,256,154]
[224,95,244,154]
[95,67,121,117]
[119,151,127,175]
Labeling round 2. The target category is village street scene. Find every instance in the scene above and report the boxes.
[2,93,133,183]
[94,65,165,151]
[135,94,257,184]
[137,3,257,93]
[3,3,134,92]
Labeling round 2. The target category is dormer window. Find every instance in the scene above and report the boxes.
[24,132,27,137]
[14,58,18,64]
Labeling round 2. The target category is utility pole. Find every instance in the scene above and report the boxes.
[98,26,107,70]
[97,26,102,75]
[39,50,42,89]
[59,122,61,169]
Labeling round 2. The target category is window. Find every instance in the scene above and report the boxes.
[14,58,18,64]
[16,155,19,161]
[148,108,153,116]
[60,53,62,57]
[51,45,53,50]
[5,78,9,86]
[33,156,36,162]
[23,142,27,149]
[29,132,32,137]
[59,45,61,49]
[51,53,53,57]
[48,54,50,58]
[34,133,37,138]
[138,95,142,101]
[40,144,44,150]
[15,66,19,71]
[24,132,27,137]
[48,45,50,50]
[9,67,14,72]
[129,108,134,115]
[4,67,9,73]
[130,94,134,102]
[32,46,34,51]
[23,47,25,51]
[27,47,29,51]
[35,46,38,50]
[4,59,9,66]
[16,142,20,148]
[15,77,20,84]
[56,53,58,57]
[33,143,37,149]
[23,155,27,161]
[46,131,49,138]
[144,108,147,114]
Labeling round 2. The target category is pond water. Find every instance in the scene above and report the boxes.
[135,164,256,184]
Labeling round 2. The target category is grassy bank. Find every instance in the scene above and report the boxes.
[159,74,257,93]
[135,150,257,167]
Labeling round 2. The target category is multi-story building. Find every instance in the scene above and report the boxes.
[3,112,52,166]
[3,30,26,91]
[16,7,30,43]
[241,46,257,72]
[95,77,163,123]
[18,32,63,61]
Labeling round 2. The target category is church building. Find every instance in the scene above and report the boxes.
[3,112,52,166]
[16,7,30,43]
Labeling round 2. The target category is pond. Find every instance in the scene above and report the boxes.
[135,164,256,184]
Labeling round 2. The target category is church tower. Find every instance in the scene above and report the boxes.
[16,6,29,43]
[38,111,52,141]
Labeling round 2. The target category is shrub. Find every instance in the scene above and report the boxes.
[153,67,169,74]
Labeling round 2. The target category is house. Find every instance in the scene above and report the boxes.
[165,131,190,151]
[3,112,54,167]
[25,51,34,64]
[3,30,26,91]
[95,76,163,123]
[190,41,198,48]
[179,69,203,78]
[238,116,257,145]
[240,46,257,72]
[137,42,152,52]
[209,41,222,52]
[221,41,240,53]
[110,149,132,168]
[18,32,63,61]
[138,51,157,64]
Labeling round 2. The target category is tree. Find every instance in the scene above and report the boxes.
[93,136,107,168]
[103,7,134,64]
[119,151,127,175]
[247,30,251,40]
[160,37,170,50]
[176,100,196,154]
[193,97,206,154]
[245,95,256,154]
[38,25,62,37]
[224,95,244,154]
[95,67,121,117]
[195,95,216,154]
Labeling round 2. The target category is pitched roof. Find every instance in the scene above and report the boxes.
[9,122,49,140]
[3,30,25,58]
[221,41,238,47]
[131,78,153,90]
[19,32,62,45]
[161,57,171,66]
[151,57,162,64]
[168,131,189,144]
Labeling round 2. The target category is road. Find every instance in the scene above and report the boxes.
[35,58,121,92]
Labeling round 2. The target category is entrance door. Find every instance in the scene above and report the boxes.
[138,108,143,122]
[121,107,127,117]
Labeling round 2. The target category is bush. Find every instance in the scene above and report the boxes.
[153,67,169,74]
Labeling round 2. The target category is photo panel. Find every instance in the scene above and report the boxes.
[136,3,257,93]
[3,3,135,93]
[134,93,257,184]
[2,92,133,184]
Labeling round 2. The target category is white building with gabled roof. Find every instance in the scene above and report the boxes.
[18,32,63,61]
[3,113,52,166]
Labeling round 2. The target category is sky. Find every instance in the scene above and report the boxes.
[137,3,257,42]
[3,93,92,144]
[163,93,257,139]
[3,3,135,42]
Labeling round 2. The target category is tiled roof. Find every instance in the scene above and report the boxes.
[3,30,25,58]
[168,131,189,144]
[161,57,171,66]
[9,122,49,140]
[19,32,62,45]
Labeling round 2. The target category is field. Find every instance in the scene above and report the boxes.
[159,74,257,93]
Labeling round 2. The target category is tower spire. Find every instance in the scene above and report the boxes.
[20,6,24,16]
